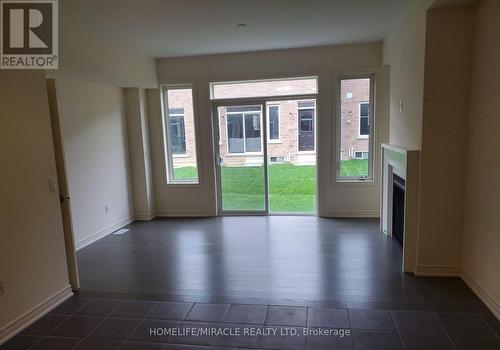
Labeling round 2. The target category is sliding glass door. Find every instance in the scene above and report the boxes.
[213,103,268,213]
[210,76,319,215]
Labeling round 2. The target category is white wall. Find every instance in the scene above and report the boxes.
[0,71,70,340]
[54,77,134,249]
[416,5,476,273]
[125,88,155,219]
[47,0,157,88]
[383,0,435,149]
[152,43,389,217]
[462,0,500,317]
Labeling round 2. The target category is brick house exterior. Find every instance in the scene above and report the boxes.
[339,78,370,160]
[165,79,369,168]
[216,100,316,166]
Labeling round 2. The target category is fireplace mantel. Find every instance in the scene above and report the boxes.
[380,144,420,273]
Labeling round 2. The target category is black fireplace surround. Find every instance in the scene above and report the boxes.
[392,174,405,249]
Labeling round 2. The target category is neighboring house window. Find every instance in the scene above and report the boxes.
[168,108,186,154]
[359,102,370,137]
[226,106,262,154]
[298,101,315,152]
[338,75,374,181]
[270,156,285,164]
[355,151,369,159]
[163,86,199,184]
[267,105,280,141]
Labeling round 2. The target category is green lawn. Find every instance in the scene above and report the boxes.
[173,159,367,212]
[173,167,198,180]
[340,159,368,177]
[175,164,317,212]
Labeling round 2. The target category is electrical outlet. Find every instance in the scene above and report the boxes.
[104,205,109,214]
[0,280,4,296]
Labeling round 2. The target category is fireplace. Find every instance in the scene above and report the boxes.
[381,144,420,272]
[392,174,405,249]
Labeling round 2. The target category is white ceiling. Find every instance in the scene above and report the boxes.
[63,0,409,58]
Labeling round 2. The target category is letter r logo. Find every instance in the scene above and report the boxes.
[1,1,53,54]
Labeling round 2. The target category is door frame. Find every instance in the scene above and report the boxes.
[46,79,80,290]
[212,99,269,215]
[211,94,319,216]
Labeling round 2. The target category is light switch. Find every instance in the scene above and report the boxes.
[399,99,405,113]
[48,177,58,193]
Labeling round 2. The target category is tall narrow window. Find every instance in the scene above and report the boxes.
[163,86,199,184]
[267,105,280,142]
[338,76,374,181]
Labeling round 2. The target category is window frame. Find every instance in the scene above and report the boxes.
[161,84,200,185]
[224,106,264,155]
[336,74,375,182]
[358,101,370,139]
[266,104,281,143]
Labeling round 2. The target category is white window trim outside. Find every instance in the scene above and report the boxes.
[336,74,375,182]
[297,100,317,154]
[266,104,281,143]
[225,107,264,156]
[161,84,200,185]
[358,101,370,139]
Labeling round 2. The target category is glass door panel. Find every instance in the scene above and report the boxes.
[266,99,317,214]
[215,104,267,213]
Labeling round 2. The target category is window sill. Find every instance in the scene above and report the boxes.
[172,154,189,158]
[336,178,375,184]
[357,136,369,140]
[267,140,282,144]
[165,180,200,186]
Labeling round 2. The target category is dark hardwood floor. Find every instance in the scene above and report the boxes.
[77,217,488,313]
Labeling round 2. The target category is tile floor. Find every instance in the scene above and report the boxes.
[1,296,499,350]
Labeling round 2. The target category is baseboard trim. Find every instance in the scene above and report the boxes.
[462,269,500,320]
[156,210,215,217]
[0,285,73,345]
[134,213,156,221]
[320,210,380,218]
[414,264,462,277]
[75,216,134,251]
